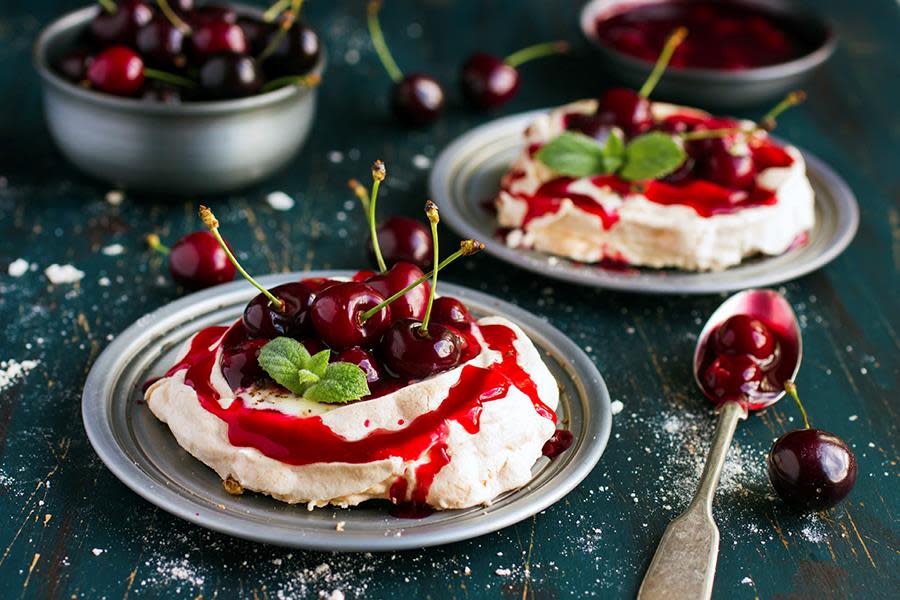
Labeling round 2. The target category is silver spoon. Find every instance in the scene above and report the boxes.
[637,289,802,600]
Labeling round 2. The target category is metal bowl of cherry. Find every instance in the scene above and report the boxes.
[579,0,836,109]
[33,4,324,196]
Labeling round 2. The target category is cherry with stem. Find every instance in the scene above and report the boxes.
[368,160,388,272]
[461,41,568,109]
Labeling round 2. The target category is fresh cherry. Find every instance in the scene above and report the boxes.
[595,88,652,137]
[565,113,617,142]
[714,314,776,359]
[261,22,321,77]
[199,55,262,99]
[379,319,462,379]
[187,4,237,27]
[702,144,758,190]
[89,0,153,46]
[460,53,518,109]
[242,281,319,339]
[430,296,473,328]
[142,81,184,104]
[237,16,270,55]
[87,46,145,96]
[702,353,763,402]
[159,231,236,289]
[309,282,392,350]
[366,262,430,321]
[57,50,92,82]
[372,217,433,270]
[221,338,268,390]
[135,15,187,69]
[768,428,857,511]
[333,346,383,387]
[391,74,445,127]
[191,20,247,59]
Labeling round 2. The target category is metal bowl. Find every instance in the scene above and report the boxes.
[579,0,836,109]
[33,5,324,195]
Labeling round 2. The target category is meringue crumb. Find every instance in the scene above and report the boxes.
[105,190,124,205]
[848,415,858,421]
[611,400,624,415]
[412,154,431,169]
[7,258,29,277]
[101,243,125,256]
[464,566,472,576]
[223,476,243,495]
[45,264,84,284]
[495,568,511,576]
[266,191,295,211]
[319,591,344,600]
[92,548,104,556]
[335,521,346,532]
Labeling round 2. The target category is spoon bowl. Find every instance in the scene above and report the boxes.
[693,289,803,410]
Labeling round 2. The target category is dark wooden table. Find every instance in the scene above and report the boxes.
[1,1,897,598]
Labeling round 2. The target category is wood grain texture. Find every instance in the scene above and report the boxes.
[0,0,897,598]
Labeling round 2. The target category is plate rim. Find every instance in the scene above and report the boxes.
[82,271,612,551]
[430,109,860,295]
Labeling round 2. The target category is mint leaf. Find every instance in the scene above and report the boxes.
[304,362,370,404]
[535,132,610,178]
[601,129,626,173]
[258,337,317,394]
[307,349,330,379]
[619,132,686,182]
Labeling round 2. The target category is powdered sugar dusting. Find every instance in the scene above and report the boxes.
[7,258,29,277]
[44,263,84,284]
[0,358,39,391]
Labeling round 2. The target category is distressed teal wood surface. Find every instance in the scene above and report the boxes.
[0,1,897,598]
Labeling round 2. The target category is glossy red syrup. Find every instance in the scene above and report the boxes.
[643,179,777,217]
[519,177,624,230]
[160,319,553,506]
[594,1,814,70]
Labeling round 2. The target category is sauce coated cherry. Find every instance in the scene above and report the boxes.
[242,280,320,339]
[379,319,462,380]
[309,282,391,349]
[714,314,776,359]
[365,262,430,320]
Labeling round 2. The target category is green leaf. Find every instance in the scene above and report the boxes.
[601,129,626,173]
[304,362,371,404]
[258,337,316,395]
[307,349,331,379]
[619,132,686,182]
[534,132,610,178]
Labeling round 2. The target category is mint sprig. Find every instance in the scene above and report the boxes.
[257,337,370,404]
[535,129,685,182]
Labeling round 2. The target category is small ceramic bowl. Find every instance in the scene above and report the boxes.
[34,4,324,195]
[580,0,836,109]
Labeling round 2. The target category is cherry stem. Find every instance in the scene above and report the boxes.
[638,26,687,99]
[258,0,303,63]
[262,0,292,22]
[144,68,196,88]
[359,240,484,323]
[367,0,403,83]
[261,73,321,93]
[198,206,285,312]
[145,233,170,255]
[97,0,117,14]
[759,90,806,131]
[420,201,440,334]
[369,160,388,272]
[504,41,569,68]
[348,179,370,213]
[678,91,807,142]
[784,380,811,429]
[156,0,192,35]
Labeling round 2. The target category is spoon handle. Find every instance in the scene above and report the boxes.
[636,401,746,600]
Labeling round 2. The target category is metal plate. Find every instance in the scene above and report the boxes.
[430,110,859,294]
[82,272,612,552]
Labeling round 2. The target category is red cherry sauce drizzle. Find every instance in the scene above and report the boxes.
[594,1,814,71]
[697,316,799,411]
[157,318,553,510]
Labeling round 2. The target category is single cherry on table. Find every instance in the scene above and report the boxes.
[146,230,236,290]
[460,41,567,109]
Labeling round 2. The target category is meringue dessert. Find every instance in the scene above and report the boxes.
[145,178,565,512]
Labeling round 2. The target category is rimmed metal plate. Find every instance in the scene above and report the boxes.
[430,110,859,294]
[82,272,611,551]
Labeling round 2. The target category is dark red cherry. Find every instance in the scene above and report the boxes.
[135,15,186,69]
[142,81,184,104]
[87,46,145,96]
[198,54,262,99]
[261,22,321,77]
[89,0,153,46]
[595,88,652,136]
[565,113,617,142]
[430,297,473,328]
[379,319,462,379]
[366,263,430,321]
[391,74,445,127]
[309,282,391,350]
[191,20,247,58]
[661,155,696,184]
[188,4,237,27]
[57,50,92,82]
[702,353,762,402]
[221,338,268,390]
[333,346,383,387]
[703,145,757,190]
[460,53,519,109]
[372,217,433,270]
[768,428,857,511]
[167,230,236,289]
[242,280,320,339]
[169,0,193,12]
[714,315,776,359]
[237,16,270,55]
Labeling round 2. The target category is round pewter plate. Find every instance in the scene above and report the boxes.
[82,271,611,551]
[430,110,859,294]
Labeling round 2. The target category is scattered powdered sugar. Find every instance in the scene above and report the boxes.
[799,514,828,543]
[105,190,124,205]
[266,191,296,211]
[494,568,512,576]
[45,264,84,284]
[319,591,344,600]
[412,154,432,169]
[0,359,39,391]
[7,258,29,277]
[610,400,624,415]
[101,243,125,256]
[91,548,105,556]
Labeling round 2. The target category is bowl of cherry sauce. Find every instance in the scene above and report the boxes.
[33,2,324,195]
[580,0,835,108]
